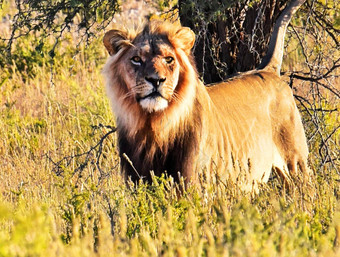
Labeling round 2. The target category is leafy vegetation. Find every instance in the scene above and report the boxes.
[0,0,339,256]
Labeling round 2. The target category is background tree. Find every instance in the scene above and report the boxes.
[0,0,120,74]
[178,0,339,82]
[4,0,119,52]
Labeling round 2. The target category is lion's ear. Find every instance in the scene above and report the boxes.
[172,27,195,55]
[103,29,131,55]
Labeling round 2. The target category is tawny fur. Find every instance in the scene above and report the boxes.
[103,0,309,190]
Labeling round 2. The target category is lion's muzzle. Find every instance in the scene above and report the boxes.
[145,76,166,88]
[135,74,170,113]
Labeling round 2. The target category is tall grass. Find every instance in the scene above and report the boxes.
[0,5,339,257]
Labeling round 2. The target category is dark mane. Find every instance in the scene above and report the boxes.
[119,98,203,183]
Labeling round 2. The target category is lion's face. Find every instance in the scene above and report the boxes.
[103,21,196,113]
[123,38,180,113]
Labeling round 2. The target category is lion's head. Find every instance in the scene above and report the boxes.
[103,21,197,117]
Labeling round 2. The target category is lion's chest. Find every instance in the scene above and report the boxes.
[118,126,199,183]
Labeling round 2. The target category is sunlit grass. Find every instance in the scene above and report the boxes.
[0,7,339,257]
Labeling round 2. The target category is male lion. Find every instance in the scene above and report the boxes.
[103,0,309,190]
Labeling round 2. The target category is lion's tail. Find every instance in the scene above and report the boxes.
[258,0,305,75]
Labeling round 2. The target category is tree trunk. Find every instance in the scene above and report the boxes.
[179,0,287,84]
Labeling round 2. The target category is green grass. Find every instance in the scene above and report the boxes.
[0,10,339,257]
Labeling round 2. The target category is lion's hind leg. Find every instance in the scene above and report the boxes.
[271,86,311,189]
[271,147,294,190]
[271,154,311,193]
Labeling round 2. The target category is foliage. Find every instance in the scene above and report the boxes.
[0,0,120,78]
[5,0,119,48]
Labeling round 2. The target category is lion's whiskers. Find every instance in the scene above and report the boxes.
[121,91,134,100]
[133,83,153,95]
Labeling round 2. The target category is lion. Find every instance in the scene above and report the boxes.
[102,0,310,190]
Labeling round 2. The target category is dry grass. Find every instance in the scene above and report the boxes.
[0,2,339,256]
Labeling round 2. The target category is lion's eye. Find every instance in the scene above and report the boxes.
[131,56,142,65]
[164,56,174,64]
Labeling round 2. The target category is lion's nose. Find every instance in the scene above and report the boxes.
[145,76,166,88]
